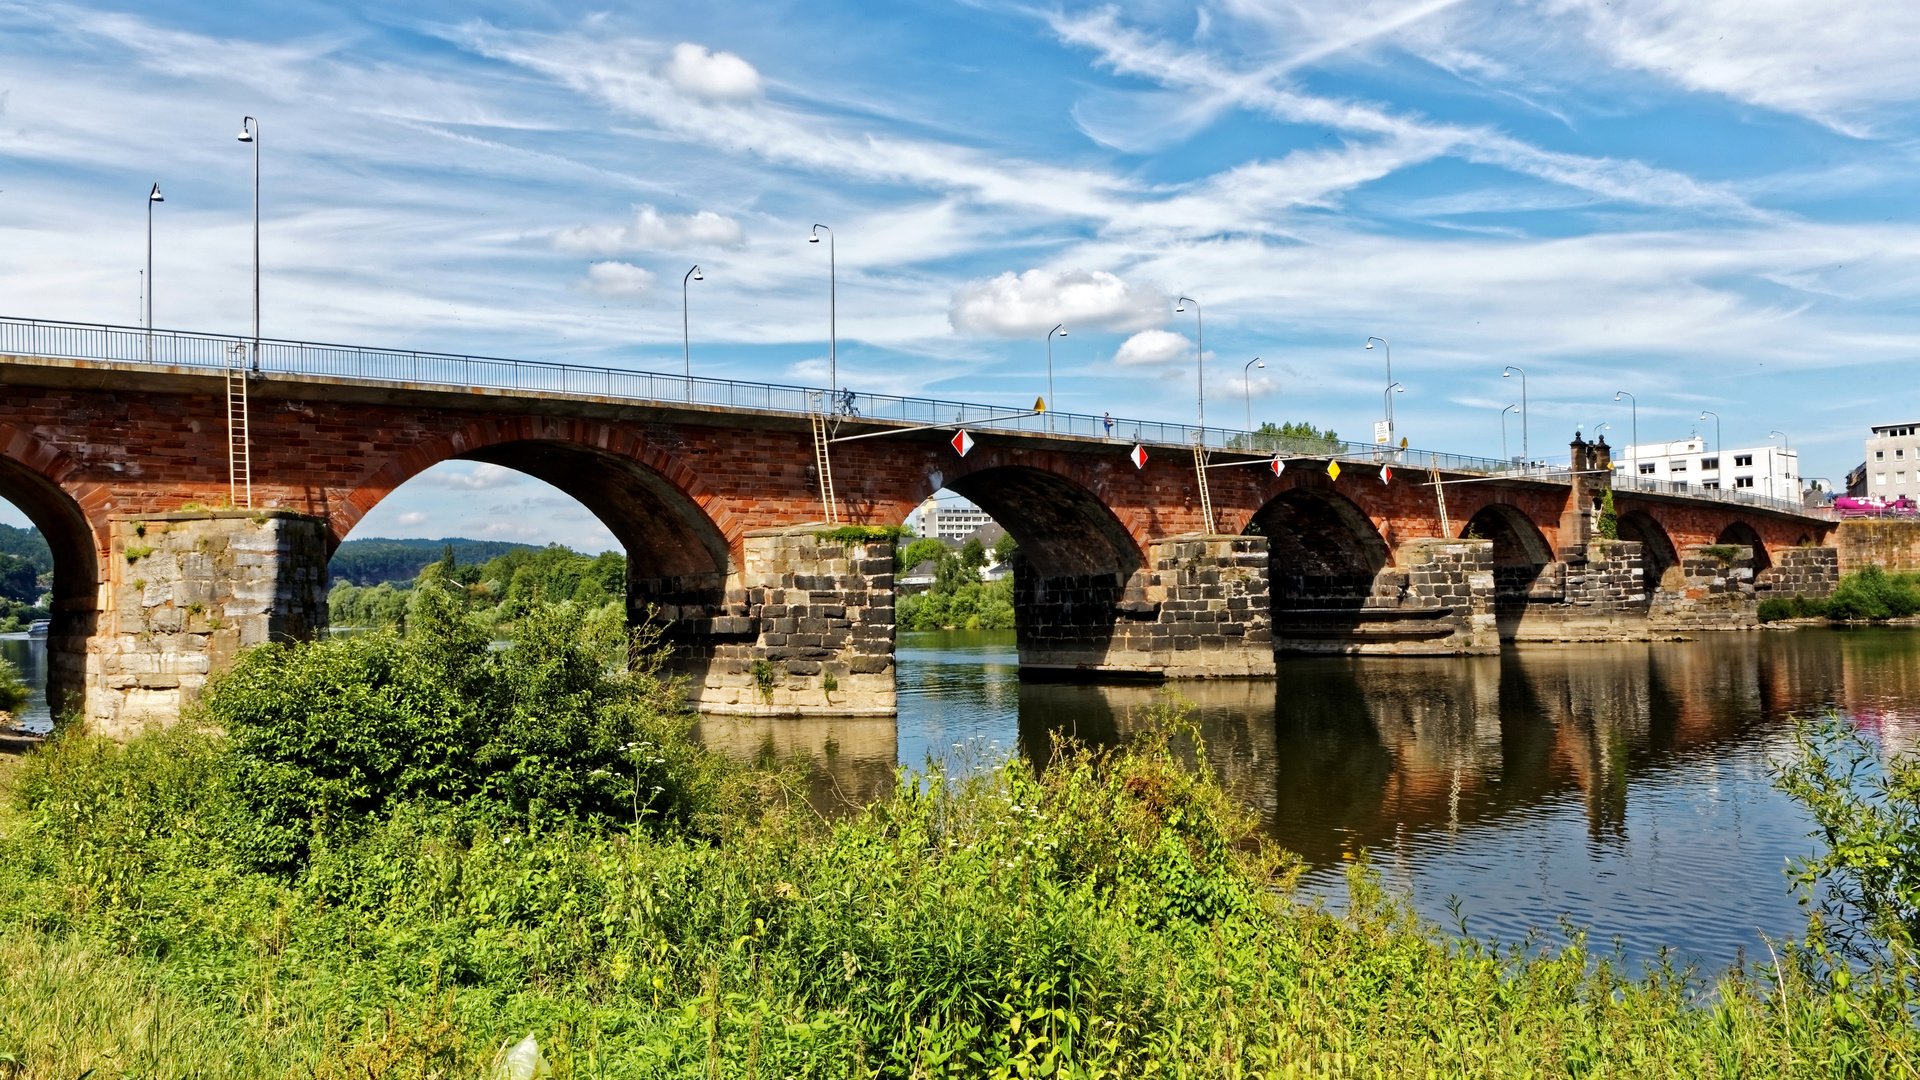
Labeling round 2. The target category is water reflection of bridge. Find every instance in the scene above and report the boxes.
[702,629,1920,865]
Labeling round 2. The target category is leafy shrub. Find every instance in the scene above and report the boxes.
[0,656,28,716]
[1825,566,1920,622]
[206,576,724,871]
[1759,595,1831,622]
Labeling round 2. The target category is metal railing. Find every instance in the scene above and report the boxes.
[0,315,1812,514]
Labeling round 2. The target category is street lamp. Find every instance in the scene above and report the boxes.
[682,265,702,401]
[1698,410,1720,458]
[809,224,836,405]
[1770,430,1793,500]
[1502,365,1528,462]
[1243,357,1265,432]
[1176,297,1204,439]
[237,117,260,371]
[1365,336,1393,440]
[1045,323,1067,431]
[1614,390,1637,487]
[1384,382,1405,445]
[1501,403,1519,464]
[146,182,163,360]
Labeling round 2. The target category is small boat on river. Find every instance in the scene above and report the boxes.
[26,619,49,638]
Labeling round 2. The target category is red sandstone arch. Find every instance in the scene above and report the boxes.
[1616,510,1679,586]
[0,424,105,718]
[1248,485,1390,606]
[1461,503,1554,567]
[1714,521,1772,573]
[336,418,734,579]
[936,463,1145,580]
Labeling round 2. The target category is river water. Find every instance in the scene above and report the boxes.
[704,626,1920,972]
[11,627,1917,970]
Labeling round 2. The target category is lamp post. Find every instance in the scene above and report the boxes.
[681,265,703,401]
[236,117,260,371]
[1045,323,1067,431]
[1614,390,1637,487]
[1365,336,1393,441]
[1501,403,1518,464]
[809,224,836,405]
[1384,382,1404,445]
[1770,430,1793,500]
[1502,364,1528,462]
[146,182,163,360]
[1698,410,1720,458]
[1176,296,1204,439]
[1243,357,1265,432]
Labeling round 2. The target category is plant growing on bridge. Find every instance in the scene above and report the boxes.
[751,658,778,705]
[1596,488,1619,540]
[815,523,908,546]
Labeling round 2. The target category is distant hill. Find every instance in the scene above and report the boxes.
[0,523,52,574]
[329,537,542,587]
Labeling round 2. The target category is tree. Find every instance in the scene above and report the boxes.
[1227,421,1342,455]
[992,532,1018,566]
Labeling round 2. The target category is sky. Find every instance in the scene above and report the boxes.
[4,0,1919,551]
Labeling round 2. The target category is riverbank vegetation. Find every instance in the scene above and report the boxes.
[896,535,1016,631]
[1761,566,1920,624]
[0,523,50,633]
[329,543,625,630]
[3,590,1919,1075]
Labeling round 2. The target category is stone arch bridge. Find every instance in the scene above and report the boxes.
[0,325,1836,732]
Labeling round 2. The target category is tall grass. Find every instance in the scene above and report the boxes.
[2,599,1918,1076]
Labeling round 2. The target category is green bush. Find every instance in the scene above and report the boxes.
[1825,566,1920,622]
[0,656,28,716]
[1759,594,1831,622]
[206,576,723,872]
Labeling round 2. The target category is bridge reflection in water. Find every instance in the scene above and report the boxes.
[698,627,1920,968]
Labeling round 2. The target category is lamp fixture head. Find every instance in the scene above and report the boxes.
[1254,358,1265,369]
[236,117,255,142]
[691,266,703,281]
[1364,340,1374,350]
[149,183,164,203]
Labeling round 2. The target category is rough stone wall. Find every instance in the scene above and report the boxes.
[1767,547,1839,598]
[1503,541,1654,642]
[1649,544,1759,631]
[684,527,895,716]
[92,510,328,736]
[1275,539,1496,655]
[1016,534,1275,678]
[1834,520,1920,574]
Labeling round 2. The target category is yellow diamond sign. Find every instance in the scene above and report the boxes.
[1327,460,1342,481]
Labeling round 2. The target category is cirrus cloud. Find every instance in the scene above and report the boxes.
[664,42,763,101]
[949,268,1167,337]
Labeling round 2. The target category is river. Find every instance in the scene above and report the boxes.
[703,626,1920,971]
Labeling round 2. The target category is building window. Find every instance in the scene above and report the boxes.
[1878,450,1887,460]
[1901,471,1909,484]
[1878,473,1889,485]
[1899,449,1907,459]
[1701,456,1719,470]
[1670,460,1688,472]
[1703,481,1720,490]
[1639,463,1656,474]
[1735,477,1755,488]
[1735,454,1753,467]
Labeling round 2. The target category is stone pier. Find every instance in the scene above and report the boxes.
[1272,537,1498,655]
[1016,534,1275,678]
[90,510,329,736]
[678,526,896,716]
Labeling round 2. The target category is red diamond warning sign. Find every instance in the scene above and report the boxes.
[1269,456,1285,476]
[1130,444,1148,470]
[1380,465,1393,485]
[951,430,974,457]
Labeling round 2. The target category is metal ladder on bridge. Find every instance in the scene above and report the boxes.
[226,343,253,508]
[1192,441,1217,534]
[1429,453,1449,537]
[810,409,838,525]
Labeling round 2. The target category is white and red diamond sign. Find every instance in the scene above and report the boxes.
[1269,456,1285,476]
[950,429,975,457]
[1130,444,1148,470]
[1380,465,1393,485]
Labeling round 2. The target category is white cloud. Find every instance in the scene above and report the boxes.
[950,269,1167,337]
[427,463,524,491]
[396,511,427,526]
[1549,0,1920,136]
[1113,328,1193,367]
[664,42,764,101]
[580,261,657,297]
[553,205,746,254]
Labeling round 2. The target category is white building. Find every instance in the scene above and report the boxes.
[1614,437,1800,500]
[1864,421,1920,502]
[913,496,995,542]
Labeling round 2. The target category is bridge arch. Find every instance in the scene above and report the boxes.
[1616,510,1679,589]
[1461,503,1554,612]
[1714,521,1771,573]
[1248,485,1390,609]
[0,425,104,720]
[938,464,1143,582]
